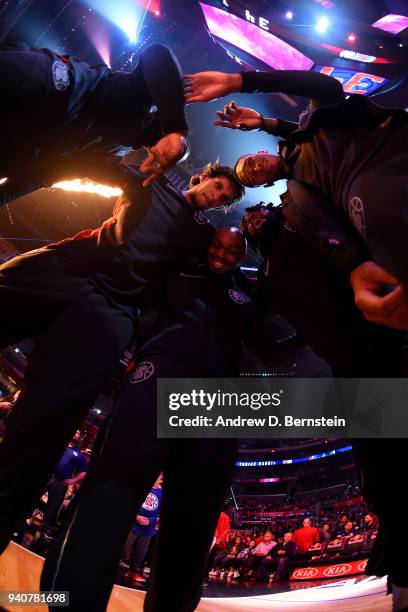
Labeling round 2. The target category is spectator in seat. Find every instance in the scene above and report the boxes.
[362,513,377,531]
[210,539,256,580]
[338,514,349,530]
[320,523,332,542]
[338,520,358,538]
[293,518,320,554]
[244,531,277,578]
[234,539,257,571]
[258,532,297,581]
[211,536,244,571]
[220,537,246,577]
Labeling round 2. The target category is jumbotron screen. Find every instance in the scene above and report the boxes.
[371,14,408,35]
[199,2,314,71]
[315,65,389,95]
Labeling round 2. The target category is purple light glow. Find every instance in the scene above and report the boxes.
[200,3,313,71]
[372,14,408,35]
[84,20,111,67]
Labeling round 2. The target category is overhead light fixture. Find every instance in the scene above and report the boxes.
[347,33,356,42]
[316,16,329,33]
[286,11,294,20]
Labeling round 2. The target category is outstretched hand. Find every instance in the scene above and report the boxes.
[213,101,262,131]
[139,132,188,187]
[350,261,408,329]
[183,71,243,104]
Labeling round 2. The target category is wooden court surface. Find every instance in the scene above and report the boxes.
[0,542,391,611]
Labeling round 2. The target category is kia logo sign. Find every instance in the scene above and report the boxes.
[291,560,369,581]
[323,564,352,577]
[293,567,319,579]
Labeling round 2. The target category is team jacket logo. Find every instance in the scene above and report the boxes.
[52,60,70,91]
[229,288,250,304]
[142,492,159,511]
[129,361,155,383]
[194,211,209,225]
[348,196,366,239]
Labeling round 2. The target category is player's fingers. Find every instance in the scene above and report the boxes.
[355,286,403,317]
[184,94,202,104]
[139,152,156,172]
[212,120,236,129]
[142,169,163,187]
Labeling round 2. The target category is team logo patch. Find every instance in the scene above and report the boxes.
[348,196,366,239]
[228,288,249,304]
[142,492,159,511]
[194,211,209,225]
[129,361,155,383]
[52,60,70,91]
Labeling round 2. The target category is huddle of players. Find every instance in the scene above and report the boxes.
[0,42,407,612]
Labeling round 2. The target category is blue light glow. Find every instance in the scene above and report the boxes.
[84,0,142,42]
[315,16,329,33]
[236,445,352,467]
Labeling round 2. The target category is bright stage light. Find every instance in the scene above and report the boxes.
[315,16,329,33]
[0,178,7,185]
[118,15,138,42]
[52,179,122,199]
[286,11,293,20]
[85,1,142,43]
[348,33,356,42]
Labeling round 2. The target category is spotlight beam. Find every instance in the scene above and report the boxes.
[134,0,153,44]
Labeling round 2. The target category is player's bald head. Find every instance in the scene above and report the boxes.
[215,226,247,253]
